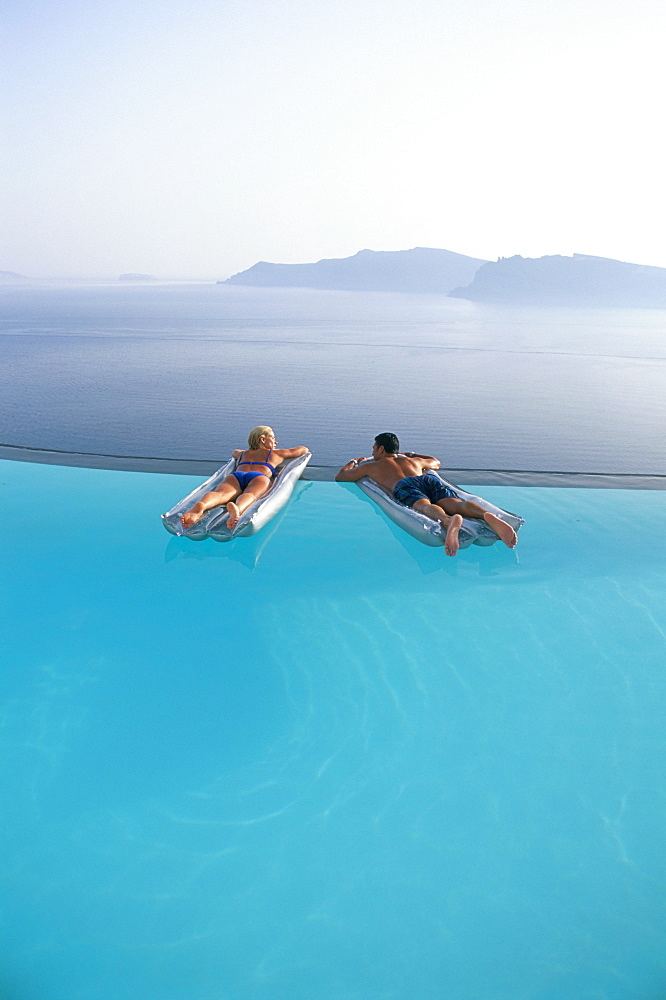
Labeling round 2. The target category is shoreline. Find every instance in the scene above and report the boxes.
[1,442,664,490]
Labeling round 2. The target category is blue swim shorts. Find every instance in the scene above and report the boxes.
[393,473,456,508]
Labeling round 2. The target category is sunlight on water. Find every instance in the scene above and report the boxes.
[2,459,666,999]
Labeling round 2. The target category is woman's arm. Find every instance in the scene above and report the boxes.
[274,445,309,460]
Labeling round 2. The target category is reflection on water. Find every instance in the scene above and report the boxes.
[163,482,314,570]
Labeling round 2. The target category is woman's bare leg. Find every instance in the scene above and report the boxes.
[227,477,271,529]
[180,477,240,529]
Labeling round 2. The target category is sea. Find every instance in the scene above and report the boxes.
[1,280,665,473]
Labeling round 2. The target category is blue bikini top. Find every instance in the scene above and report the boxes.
[236,449,276,474]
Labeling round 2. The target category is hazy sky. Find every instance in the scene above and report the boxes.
[3,0,666,278]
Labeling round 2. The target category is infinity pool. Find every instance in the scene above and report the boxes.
[2,459,665,1000]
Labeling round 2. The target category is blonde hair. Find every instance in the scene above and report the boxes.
[247,425,273,450]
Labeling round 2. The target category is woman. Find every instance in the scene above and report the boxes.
[180,426,309,530]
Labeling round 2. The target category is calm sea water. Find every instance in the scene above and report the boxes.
[1,281,665,472]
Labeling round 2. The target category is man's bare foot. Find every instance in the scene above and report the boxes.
[484,512,518,548]
[445,514,463,556]
[181,506,205,529]
[226,501,240,529]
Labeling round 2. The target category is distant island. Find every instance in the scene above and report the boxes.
[0,270,28,281]
[119,273,156,282]
[223,247,487,295]
[449,253,666,307]
[221,248,666,307]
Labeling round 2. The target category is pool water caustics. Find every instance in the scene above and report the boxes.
[2,459,666,1000]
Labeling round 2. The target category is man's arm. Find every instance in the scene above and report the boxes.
[401,452,440,470]
[335,458,372,481]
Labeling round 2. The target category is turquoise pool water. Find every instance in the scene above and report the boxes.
[2,459,666,1000]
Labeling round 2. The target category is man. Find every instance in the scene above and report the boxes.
[336,432,518,557]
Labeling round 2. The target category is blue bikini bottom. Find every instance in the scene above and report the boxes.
[232,470,270,490]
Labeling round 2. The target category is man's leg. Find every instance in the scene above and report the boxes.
[435,496,518,548]
[412,499,463,556]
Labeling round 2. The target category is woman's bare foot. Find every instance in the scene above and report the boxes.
[181,505,205,529]
[484,512,518,548]
[445,514,463,556]
[226,501,241,529]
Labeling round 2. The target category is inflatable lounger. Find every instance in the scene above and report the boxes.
[161,451,312,541]
[357,470,524,549]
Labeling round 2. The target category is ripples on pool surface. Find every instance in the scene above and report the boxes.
[2,459,665,1000]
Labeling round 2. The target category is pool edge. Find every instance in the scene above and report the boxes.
[1,444,665,489]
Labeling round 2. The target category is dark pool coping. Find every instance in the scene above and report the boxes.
[2,443,665,490]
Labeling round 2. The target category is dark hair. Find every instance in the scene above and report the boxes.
[374,432,400,454]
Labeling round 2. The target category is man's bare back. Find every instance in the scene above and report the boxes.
[335,446,439,493]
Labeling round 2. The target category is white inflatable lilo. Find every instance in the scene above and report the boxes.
[161,451,312,541]
[356,470,524,549]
